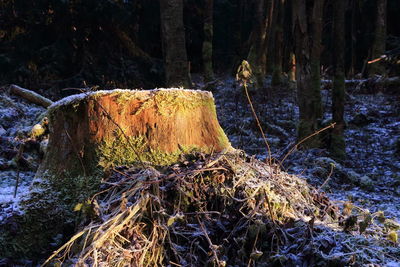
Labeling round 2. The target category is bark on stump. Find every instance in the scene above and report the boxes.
[37,89,231,180]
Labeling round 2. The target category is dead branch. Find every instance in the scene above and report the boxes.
[9,84,53,108]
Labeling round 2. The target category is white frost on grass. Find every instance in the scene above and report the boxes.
[0,171,34,209]
[0,185,30,204]
[0,183,30,221]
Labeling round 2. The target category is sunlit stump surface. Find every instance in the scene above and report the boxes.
[37,88,232,179]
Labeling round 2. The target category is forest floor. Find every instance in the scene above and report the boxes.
[0,88,44,221]
[205,76,400,222]
[0,77,399,265]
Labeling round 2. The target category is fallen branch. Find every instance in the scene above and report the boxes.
[9,84,53,108]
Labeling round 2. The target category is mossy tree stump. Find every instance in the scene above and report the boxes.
[0,89,232,259]
[37,89,231,180]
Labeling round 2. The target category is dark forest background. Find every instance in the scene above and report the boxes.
[0,0,399,92]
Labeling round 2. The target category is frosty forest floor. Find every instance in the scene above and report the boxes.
[206,76,400,222]
[43,152,399,266]
[0,79,399,265]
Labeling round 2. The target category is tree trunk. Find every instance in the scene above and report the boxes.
[282,0,293,72]
[293,0,324,147]
[271,0,285,86]
[37,89,231,181]
[202,0,215,82]
[265,0,276,75]
[369,0,387,76]
[331,0,346,160]
[247,0,268,88]
[288,52,296,88]
[160,0,191,87]
[231,0,246,75]
[348,0,359,77]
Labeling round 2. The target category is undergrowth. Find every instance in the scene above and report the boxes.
[43,151,399,266]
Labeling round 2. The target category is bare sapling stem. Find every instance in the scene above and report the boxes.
[244,82,273,165]
[279,123,336,166]
[236,60,272,165]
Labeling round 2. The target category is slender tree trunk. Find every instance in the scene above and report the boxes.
[288,52,296,88]
[272,0,284,86]
[348,0,358,77]
[202,0,214,82]
[282,0,295,89]
[247,0,268,88]
[369,0,387,75]
[231,0,245,74]
[160,0,191,87]
[331,0,346,160]
[282,0,292,71]
[310,0,324,106]
[265,0,276,74]
[292,0,324,147]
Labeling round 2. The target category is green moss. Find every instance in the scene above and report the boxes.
[114,92,137,105]
[72,101,81,112]
[98,131,205,167]
[216,125,231,150]
[134,90,213,117]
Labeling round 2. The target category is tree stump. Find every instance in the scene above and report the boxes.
[2,89,233,259]
[37,89,232,179]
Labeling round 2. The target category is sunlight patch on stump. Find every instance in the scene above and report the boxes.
[37,88,232,179]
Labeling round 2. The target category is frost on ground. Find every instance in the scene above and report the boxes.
[0,81,399,265]
[207,76,400,222]
[201,76,400,264]
[0,86,46,221]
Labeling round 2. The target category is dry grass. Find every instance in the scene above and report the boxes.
[43,151,399,266]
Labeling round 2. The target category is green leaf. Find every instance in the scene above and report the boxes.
[73,203,83,212]
[167,216,176,226]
